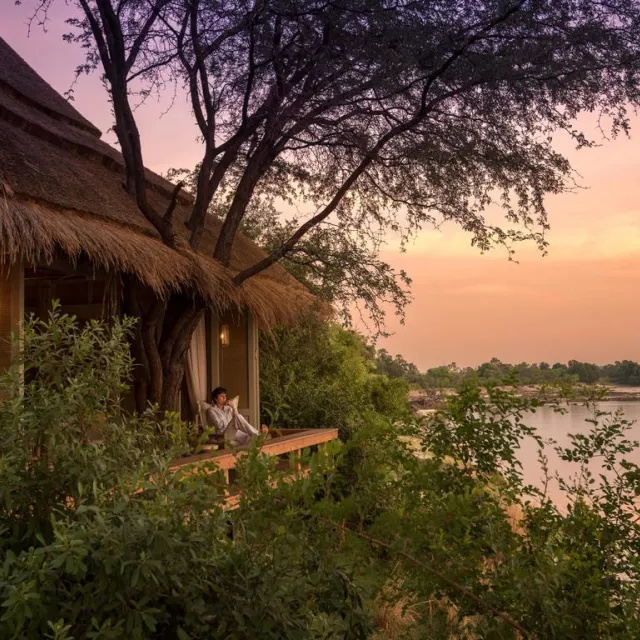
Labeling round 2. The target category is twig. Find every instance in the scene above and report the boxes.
[323,518,535,639]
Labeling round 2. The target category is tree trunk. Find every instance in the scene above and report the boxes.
[160,360,185,413]
[123,279,204,414]
[159,301,205,412]
[124,278,155,412]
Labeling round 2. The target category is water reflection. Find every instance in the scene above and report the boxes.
[518,402,640,507]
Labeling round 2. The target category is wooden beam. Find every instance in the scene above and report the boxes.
[209,312,220,392]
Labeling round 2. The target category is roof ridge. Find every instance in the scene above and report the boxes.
[0,35,101,137]
[0,75,99,137]
[0,86,193,208]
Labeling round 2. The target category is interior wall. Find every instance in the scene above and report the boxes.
[218,311,249,414]
[24,262,107,323]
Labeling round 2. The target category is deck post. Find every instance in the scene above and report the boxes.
[209,313,220,392]
[247,313,260,429]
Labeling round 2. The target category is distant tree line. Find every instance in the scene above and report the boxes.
[375,352,640,388]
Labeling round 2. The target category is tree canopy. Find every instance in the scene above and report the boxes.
[22,0,640,324]
[369,352,640,388]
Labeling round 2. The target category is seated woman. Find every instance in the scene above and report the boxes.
[205,386,268,446]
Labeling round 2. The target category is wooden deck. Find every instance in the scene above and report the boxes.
[169,428,339,509]
[169,428,339,488]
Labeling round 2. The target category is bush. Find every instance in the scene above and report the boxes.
[326,383,640,638]
[0,308,371,639]
[259,316,411,434]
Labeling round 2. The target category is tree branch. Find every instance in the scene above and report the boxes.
[242,16,257,125]
[189,0,214,129]
[84,0,175,247]
[124,0,168,74]
[164,180,184,226]
[232,2,528,284]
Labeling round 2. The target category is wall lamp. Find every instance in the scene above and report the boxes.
[220,324,230,347]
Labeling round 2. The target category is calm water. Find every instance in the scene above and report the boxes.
[518,402,640,506]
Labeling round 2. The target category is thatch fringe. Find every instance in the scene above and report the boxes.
[0,37,320,328]
[0,193,317,327]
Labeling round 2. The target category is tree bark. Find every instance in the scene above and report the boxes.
[159,301,205,412]
[123,280,204,414]
[124,278,155,412]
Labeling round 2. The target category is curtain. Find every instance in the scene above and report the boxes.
[185,315,207,420]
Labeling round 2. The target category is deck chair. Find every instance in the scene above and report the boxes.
[197,400,226,450]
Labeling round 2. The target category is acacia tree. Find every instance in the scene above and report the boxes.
[21,0,640,410]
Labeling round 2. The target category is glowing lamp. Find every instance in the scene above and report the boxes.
[220,324,230,346]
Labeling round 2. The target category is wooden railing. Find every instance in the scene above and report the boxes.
[169,428,339,508]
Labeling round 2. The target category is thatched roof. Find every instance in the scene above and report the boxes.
[0,37,315,326]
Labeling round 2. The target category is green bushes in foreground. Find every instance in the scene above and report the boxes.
[1,311,640,638]
[0,309,370,639]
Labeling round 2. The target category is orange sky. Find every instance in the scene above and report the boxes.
[3,5,640,370]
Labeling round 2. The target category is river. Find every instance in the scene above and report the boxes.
[518,401,640,506]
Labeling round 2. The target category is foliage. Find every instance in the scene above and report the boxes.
[416,385,640,637]
[258,323,640,637]
[375,349,420,382]
[377,352,640,389]
[3,311,640,638]
[259,316,411,433]
[0,310,375,639]
[278,385,640,638]
[167,165,412,334]
[603,360,640,386]
[214,380,639,639]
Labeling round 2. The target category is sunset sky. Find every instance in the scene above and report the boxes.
[3,4,640,371]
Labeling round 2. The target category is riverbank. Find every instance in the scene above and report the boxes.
[408,385,640,412]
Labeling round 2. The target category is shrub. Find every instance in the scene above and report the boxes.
[259,316,410,433]
[0,308,371,639]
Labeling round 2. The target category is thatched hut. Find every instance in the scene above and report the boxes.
[0,36,315,426]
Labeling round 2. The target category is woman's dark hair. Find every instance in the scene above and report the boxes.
[211,386,227,403]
